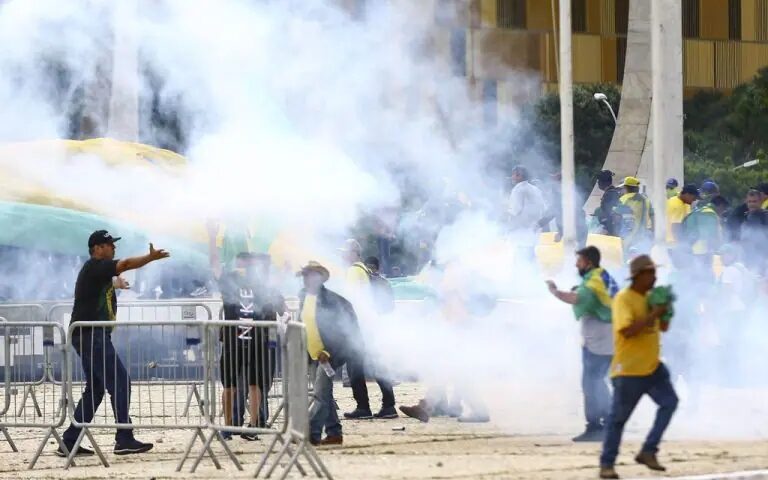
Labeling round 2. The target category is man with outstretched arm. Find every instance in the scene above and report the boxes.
[59,231,169,457]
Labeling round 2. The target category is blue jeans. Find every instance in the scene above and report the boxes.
[310,362,341,442]
[63,330,134,444]
[582,347,612,429]
[600,363,679,467]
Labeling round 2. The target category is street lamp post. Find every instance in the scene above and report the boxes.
[732,159,760,171]
[593,93,617,125]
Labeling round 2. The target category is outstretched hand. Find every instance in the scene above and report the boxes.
[149,243,170,261]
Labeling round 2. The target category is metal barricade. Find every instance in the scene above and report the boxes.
[0,304,49,419]
[65,319,223,469]
[0,321,69,469]
[49,300,215,417]
[64,318,330,478]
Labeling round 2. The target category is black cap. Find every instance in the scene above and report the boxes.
[88,230,121,248]
[756,183,768,195]
[680,184,700,197]
[596,170,614,182]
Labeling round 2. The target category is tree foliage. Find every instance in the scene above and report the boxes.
[530,67,768,204]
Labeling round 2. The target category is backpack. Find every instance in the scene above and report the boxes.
[355,264,395,314]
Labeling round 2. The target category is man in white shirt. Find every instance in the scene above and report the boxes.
[508,165,546,260]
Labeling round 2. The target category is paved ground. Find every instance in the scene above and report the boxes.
[0,382,766,479]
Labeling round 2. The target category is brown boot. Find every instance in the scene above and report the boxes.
[635,452,666,471]
[319,435,343,446]
[399,402,430,423]
[599,465,619,479]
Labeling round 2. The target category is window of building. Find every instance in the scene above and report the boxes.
[728,0,742,40]
[497,0,526,29]
[682,0,700,38]
[572,0,587,33]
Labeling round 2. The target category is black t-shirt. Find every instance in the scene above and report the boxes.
[71,258,119,323]
[217,271,285,345]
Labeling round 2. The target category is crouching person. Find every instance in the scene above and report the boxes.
[297,261,364,447]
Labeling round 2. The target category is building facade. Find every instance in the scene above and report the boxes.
[425,0,768,97]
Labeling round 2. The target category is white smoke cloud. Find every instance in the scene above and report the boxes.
[0,0,764,443]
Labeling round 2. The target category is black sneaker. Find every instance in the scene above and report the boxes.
[221,431,233,441]
[343,408,373,420]
[374,406,399,419]
[240,426,259,441]
[55,444,94,458]
[114,439,153,455]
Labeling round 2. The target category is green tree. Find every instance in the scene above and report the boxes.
[529,83,620,192]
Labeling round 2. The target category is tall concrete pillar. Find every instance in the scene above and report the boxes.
[585,0,683,214]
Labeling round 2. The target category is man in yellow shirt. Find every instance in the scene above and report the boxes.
[666,184,698,243]
[339,239,398,420]
[297,261,364,446]
[599,255,678,480]
[615,177,654,251]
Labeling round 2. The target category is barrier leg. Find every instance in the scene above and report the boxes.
[254,433,282,478]
[190,430,242,473]
[267,400,284,428]
[305,444,333,479]
[177,427,222,472]
[84,428,109,468]
[16,385,43,417]
[182,384,205,417]
[1,427,18,452]
[277,438,307,480]
[264,434,293,478]
[28,427,53,469]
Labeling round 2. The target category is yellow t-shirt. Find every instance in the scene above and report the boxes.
[666,196,691,243]
[610,287,660,377]
[301,295,325,360]
[346,263,370,287]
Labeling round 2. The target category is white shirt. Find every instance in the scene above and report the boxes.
[508,180,546,245]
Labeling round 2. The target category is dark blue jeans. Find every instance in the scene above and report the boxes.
[63,330,134,444]
[600,363,679,467]
[582,347,612,429]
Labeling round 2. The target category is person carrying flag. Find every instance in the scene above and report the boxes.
[547,246,618,442]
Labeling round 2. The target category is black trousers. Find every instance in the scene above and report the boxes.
[346,354,395,411]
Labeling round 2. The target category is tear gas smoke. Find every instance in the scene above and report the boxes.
[0,0,765,440]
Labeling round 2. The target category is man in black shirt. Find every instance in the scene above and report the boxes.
[595,170,621,236]
[208,223,286,440]
[60,230,169,457]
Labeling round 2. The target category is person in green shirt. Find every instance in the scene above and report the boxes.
[547,246,619,442]
[681,195,729,281]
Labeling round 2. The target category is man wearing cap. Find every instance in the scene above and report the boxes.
[665,178,680,199]
[599,255,678,479]
[615,177,653,251]
[595,170,621,236]
[666,185,698,244]
[507,165,546,259]
[297,261,364,446]
[698,180,720,207]
[207,222,286,440]
[339,239,398,420]
[60,231,169,457]
[681,195,729,279]
[547,246,618,442]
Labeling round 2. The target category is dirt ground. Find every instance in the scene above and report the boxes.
[0,382,766,480]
